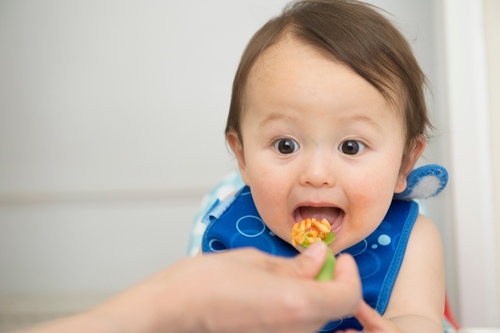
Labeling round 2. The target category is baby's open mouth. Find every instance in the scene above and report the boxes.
[294,206,344,232]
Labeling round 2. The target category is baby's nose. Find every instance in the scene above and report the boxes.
[299,153,336,187]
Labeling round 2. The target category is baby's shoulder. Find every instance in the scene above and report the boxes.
[411,213,442,242]
[404,213,444,268]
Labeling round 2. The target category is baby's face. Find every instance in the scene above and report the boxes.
[228,37,409,254]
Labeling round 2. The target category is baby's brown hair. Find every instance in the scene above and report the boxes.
[225,0,432,163]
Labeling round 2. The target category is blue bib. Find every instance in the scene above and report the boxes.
[202,186,419,331]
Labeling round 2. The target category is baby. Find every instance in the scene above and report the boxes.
[201,0,445,332]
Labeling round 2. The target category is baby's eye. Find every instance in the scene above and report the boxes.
[338,140,366,155]
[273,138,300,154]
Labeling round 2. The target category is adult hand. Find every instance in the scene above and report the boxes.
[19,242,361,333]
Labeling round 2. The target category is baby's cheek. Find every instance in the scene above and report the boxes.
[348,192,392,230]
[351,183,394,207]
[350,192,373,210]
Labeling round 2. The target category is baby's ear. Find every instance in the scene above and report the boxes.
[226,131,248,183]
[395,137,426,193]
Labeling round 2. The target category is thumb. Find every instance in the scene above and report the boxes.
[333,254,360,286]
[290,242,328,279]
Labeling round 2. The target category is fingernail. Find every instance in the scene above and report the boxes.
[303,242,325,257]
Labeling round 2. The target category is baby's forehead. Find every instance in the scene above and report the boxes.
[246,35,404,113]
[248,36,340,84]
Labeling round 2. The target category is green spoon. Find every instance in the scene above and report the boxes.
[302,231,336,281]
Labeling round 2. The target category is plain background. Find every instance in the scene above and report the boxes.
[0,0,498,328]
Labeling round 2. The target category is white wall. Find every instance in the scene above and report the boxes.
[485,0,500,323]
[0,0,497,327]
[440,0,500,327]
[0,0,287,295]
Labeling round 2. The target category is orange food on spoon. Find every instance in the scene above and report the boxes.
[291,218,332,246]
[291,218,336,280]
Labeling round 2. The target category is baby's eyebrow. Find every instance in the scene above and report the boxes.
[339,114,384,132]
[258,110,386,135]
[259,112,296,127]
